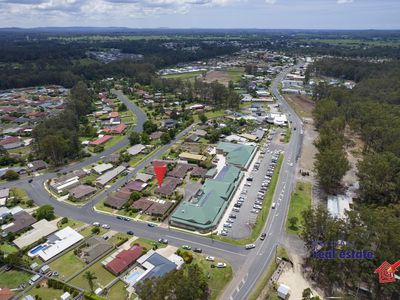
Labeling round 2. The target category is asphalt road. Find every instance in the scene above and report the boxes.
[221,64,304,300]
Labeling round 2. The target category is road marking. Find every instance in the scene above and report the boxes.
[166,235,246,257]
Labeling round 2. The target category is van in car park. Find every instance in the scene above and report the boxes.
[272,202,276,209]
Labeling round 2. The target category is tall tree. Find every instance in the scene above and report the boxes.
[83,271,97,293]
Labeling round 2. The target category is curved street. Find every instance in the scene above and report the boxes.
[0,66,303,298]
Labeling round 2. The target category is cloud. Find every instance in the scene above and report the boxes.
[337,0,354,3]
[265,0,277,4]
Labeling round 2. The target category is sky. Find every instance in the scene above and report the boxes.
[0,0,399,29]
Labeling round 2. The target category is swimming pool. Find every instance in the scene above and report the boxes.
[126,272,141,284]
[29,245,46,255]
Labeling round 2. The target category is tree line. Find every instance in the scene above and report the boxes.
[301,58,400,298]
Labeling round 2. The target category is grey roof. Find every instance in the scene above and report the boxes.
[136,252,176,288]
[3,211,36,234]
[0,188,9,199]
[96,165,126,186]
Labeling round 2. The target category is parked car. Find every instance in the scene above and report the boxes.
[260,233,267,241]
[245,244,256,250]
[158,238,168,244]
[250,209,260,214]
[93,222,100,226]
[101,224,110,229]
[206,256,215,262]
[182,245,191,250]
[116,216,123,220]
[216,263,227,268]
[229,214,237,219]
[253,205,262,210]
[227,218,234,223]
[223,223,232,228]
[147,223,156,227]
[127,231,134,235]
[194,248,203,253]
[232,207,240,213]
[221,231,228,236]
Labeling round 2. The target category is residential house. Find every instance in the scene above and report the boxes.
[77,236,113,264]
[127,144,146,156]
[105,245,143,276]
[96,165,126,188]
[0,188,9,206]
[69,185,97,200]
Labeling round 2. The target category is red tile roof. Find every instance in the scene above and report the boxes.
[109,111,119,118]
[105,245,143,275]
[104,123,128,134]
[89,135,113,146]
[0,136,20,146]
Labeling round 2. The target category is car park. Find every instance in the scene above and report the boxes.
[245,244,256,250]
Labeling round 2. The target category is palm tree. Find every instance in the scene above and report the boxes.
[83,271,97,293]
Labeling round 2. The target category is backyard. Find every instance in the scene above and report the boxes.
[22,285,64,300]
[49,249,87,281]
[0,269,31,288]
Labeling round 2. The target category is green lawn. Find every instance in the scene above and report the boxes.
[9,187,33,208]
[49,249,87,281]
[226,67,245,82]
[79,226,109,237]
[286,181,312,235]
[69,256,116,290]
[205,110,226,119]
[57,218,84,230]
[23,286,64,300]
[0,242,18,254]
[214,155,284,245]
[103,135,125,149]
[95,200,115,214]
[109,233,130,247]
[107,280,132,300]
[0,269,31,288]
[195,255,233,300]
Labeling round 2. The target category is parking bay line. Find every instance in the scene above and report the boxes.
[166,235,246,257]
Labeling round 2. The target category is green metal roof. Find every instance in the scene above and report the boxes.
[170,165,243,230]
[216,142,256,169]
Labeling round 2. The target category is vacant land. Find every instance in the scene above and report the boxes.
[162,71,204,80]
[286,182,312,235]
[195,255,233,300]
[49,249,87,280]
[284,94,314,118]
[107,280,130,300]
[69,256,116,290]
[0,269,31,288]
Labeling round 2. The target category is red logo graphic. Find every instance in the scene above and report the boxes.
[152,161,167,188]
[375,261,400,283]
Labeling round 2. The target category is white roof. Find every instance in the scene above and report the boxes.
[127,144,146,156]
[96,165,126,186]
[277,284,291,296]
[13,219,58,249]
[92,163,113,174]
[0,188,9,199]
[37,227,83,261]
[327,194,352,219]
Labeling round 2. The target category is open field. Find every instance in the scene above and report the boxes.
[107,280,133,300]
[162,71,204,80]
[286,181,312,235]
[204,67,244,85]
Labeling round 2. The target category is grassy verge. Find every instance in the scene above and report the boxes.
[214,155,284,246]
[49,248,87,281]
[131,238,167,250]
[57,218,84,230]
[286,181,312,235]
[282,126,292,143]
[247,246,287,300]
[0,242,18,254]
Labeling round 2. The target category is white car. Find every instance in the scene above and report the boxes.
[101,224,110,229]
[271,202,276,209]
[206,256,215,262]
[223,223,232,228]
[245,244,256,250]
[93,222,100,227]
[250,209,260,214]
[216,262,227,268]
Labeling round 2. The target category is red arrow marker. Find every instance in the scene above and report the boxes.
[153,161,167,188]
[388,260,400,273]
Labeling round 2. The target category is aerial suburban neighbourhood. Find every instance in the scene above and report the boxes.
[0,1,399,300]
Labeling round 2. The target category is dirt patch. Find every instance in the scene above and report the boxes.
[285,94,315,118]
[342,125,364,188]
[278,255,325,300]
[204,70,233,86]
